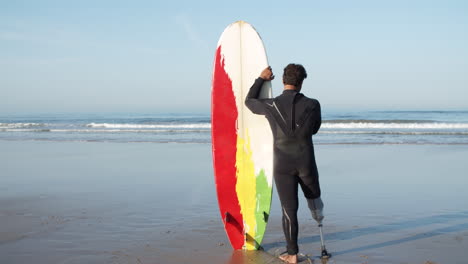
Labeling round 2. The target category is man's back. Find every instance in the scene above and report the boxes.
[245,78,322,151]
[245,64,326,262]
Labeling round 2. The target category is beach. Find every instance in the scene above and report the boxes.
[2,0,468,263]
[1,140,468,264]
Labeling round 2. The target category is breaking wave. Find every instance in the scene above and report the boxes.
[85,123,211,129]
[321,121,468,130]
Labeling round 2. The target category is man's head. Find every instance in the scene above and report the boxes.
[283,63,307,89]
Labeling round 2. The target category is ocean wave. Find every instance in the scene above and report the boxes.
[3,128,466,136]
[85,123,211,129]
[0,123,45,129]
[326,119,436,124]
[1,129,51,132]
[4,121,468,131]
[321,122,468,129]
[0,128,209,133]
[84,121,468,130]
[321,131,468,135]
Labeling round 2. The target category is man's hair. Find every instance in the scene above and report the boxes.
[282,63,307,86]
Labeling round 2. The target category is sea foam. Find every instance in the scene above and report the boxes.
[321,122,468,130]
[85,123,211,129]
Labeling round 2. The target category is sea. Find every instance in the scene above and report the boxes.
[1,110,468,144]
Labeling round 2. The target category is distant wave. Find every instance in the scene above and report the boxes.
[321,122,468,130]
[3,128,467,136]
[1,128,209,133]
[0,123,45,128]
[321,131,468,135]
[3,121,468,131]
[85,121,468,130]
[325,119,436,123]
[85,123,211,129]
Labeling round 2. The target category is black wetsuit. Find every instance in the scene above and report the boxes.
[245,78,322,255]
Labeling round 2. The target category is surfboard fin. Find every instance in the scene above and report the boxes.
[263,211,269,222]
[224,212,232,223]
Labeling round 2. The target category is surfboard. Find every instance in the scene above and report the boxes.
[211,21,274,250]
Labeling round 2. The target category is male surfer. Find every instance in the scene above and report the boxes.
[245,64,324,264]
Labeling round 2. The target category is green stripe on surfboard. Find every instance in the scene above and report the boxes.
[254,169,272,246]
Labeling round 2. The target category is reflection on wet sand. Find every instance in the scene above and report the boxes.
[227,250,283,264]
[227,250,325,264]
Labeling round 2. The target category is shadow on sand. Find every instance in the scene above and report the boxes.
[262,211,468,257]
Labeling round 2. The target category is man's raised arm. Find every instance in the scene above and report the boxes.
[245,66,275,115]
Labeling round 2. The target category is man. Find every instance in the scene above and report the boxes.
[245,64,324,264]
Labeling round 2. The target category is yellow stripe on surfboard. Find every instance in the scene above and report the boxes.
[235,129,258,250]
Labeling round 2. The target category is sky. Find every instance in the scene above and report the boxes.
[1,0,467,113]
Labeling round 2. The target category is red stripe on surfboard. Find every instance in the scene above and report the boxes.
[211,46,244,249]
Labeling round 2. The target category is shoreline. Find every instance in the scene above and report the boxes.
[3,138,468,145]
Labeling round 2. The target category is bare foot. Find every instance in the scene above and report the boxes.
[279,254,297,264]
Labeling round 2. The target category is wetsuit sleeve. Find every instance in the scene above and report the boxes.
[312,100,321,135]
[245,78,267,115]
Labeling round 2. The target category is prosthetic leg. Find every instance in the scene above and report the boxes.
[307,198,331,259]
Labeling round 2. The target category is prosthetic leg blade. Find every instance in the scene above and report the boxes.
[318,224,331,259]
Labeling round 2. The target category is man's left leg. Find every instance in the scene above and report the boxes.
[297,173,323,222]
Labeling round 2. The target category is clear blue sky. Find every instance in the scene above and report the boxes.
[1,0,467,113]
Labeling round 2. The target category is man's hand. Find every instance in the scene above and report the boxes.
[259,66,275,81]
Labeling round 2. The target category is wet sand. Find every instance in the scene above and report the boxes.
[1,141,468,264]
